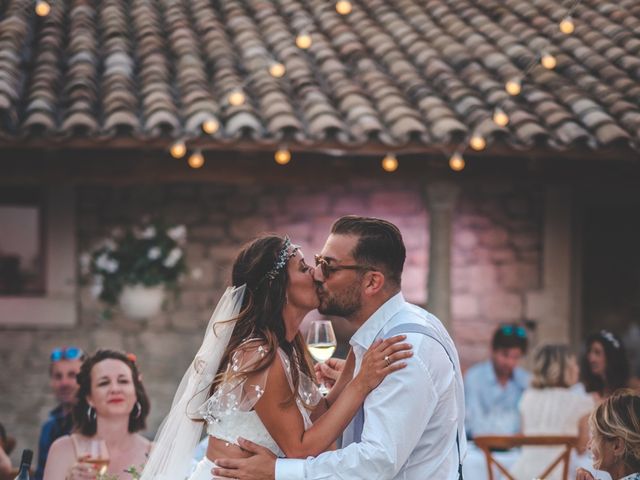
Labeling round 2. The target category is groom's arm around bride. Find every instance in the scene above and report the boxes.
[214,216,466,480]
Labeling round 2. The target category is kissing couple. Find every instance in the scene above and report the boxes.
[141,215,466,480]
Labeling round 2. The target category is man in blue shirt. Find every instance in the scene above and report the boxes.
[34,347,85,480]
[464,325,530,438]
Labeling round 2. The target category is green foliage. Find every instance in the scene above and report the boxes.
[84,221,187,305]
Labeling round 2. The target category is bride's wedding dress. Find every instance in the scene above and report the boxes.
[189,341,321,480]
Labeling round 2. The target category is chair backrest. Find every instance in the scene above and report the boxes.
[473,435,578,480]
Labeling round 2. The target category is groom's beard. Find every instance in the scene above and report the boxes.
[316,281,362,318]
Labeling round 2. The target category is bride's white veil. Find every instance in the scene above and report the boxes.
[141,284,246,480]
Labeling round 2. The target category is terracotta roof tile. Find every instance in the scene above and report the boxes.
[0,0,639,152]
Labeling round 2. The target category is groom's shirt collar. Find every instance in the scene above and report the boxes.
[349,292,405,350]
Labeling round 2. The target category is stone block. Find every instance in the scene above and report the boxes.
[190,225,228,241]
[454,229,478,249]
[287,194,331,216]
[452,294,480,318]
[456,214,492,229]
[480,293,523,320]
[512,232,540,250]
[277,222,313,244]
[225,196,257,215]
[497,263,541,290]
[176,290,216,311]
[490,247,517,263]
[370,191,422,215]
[169,308,211,332]
[230,217,271,240]
[478,227,510,247]
[90,328,125,351]
[256,196,282,215]
[402,265,426,303]
[332,195,369,215]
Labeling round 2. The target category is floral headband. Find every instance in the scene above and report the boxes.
[263,237,300,281]
[599,330,620,349]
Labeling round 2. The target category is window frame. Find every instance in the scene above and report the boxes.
[0,187,77,327]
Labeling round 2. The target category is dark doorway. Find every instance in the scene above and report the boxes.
[581,203,640,377]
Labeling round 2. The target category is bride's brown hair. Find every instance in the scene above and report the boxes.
[209,235,315,407]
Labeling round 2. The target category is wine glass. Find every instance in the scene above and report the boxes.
[86,438,110,477]
[306,320,337,396]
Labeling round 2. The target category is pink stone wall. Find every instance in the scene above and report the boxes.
[0,179,543,459]
[451,183,543,369]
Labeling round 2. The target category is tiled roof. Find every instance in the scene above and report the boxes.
[0,0,639,153]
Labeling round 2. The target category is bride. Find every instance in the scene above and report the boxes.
[141,235,412,480]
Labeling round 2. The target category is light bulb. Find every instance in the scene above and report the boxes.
[505,78,521,96]
[336,1,352,15]
[35,0,50,16]
[274,149,291,165]
[202,118,219,134]
[296,33,312,49]
[269,62,286,78]
[188,150,205,169]
[449,152,465,172]
[170,141,187,159]
[381,154,398,172]
[228,90,245,106]
[493,108,509,127]
[541,52,557,69]
[469,135,486,151]
[560,16,574,34]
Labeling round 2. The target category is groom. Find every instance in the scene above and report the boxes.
[214,215,466,479]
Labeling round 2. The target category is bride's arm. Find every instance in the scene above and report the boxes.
[254,336,411,458]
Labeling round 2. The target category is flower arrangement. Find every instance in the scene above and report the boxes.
[83,220,187,306]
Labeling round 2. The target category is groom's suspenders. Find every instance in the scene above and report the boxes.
[384,323,464,480]
[342,322,464,480]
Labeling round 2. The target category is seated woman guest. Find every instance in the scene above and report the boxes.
[580,330,630,400]
[43,350,151,480]
[510,344,594,480]
[576,389,640,480]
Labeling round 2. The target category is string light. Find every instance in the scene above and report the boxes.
[559,16,575,34]
[449,152,465,172]
[335,1,352,15]
[169,140,187,159]
[541,52,557,69]
[35,0,51,16]
[202,118,219,134]
[493,107,509,127]
[228,89,246,106]
[269,62,286,78]
[274,149,291,165]
[188,150,205,169]
[296,33,312,49]
[469,134,486,151]
[381,153,398,172]
[505,78,522,96]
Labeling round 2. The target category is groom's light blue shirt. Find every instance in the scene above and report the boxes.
[275,293,466,480]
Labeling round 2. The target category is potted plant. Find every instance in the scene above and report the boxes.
[83,220,187,319]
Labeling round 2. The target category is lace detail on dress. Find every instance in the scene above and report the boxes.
[199,340,321,455]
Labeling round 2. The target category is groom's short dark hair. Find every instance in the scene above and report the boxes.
[331,215,405,287]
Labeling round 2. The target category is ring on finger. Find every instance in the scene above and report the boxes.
[384,355,391,367]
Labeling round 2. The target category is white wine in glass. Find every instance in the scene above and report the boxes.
[306,320,337,395]
[86,438,110,476]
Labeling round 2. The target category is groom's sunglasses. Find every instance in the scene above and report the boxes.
[314,254,375,279]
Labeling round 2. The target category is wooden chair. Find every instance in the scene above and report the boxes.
[473,435,578,480]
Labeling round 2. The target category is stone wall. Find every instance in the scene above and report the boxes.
[0,178,542,462]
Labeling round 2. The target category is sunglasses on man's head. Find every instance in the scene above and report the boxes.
[314,254,375,279]
[50,346,84,362]
[500,325,527,338]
